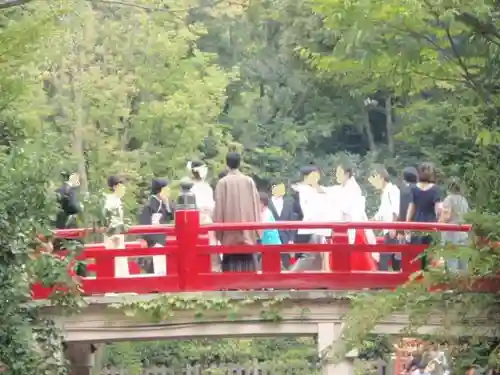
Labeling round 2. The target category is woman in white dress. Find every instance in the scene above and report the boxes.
[335,164,378,270]
[103,175,130,277]
[187,161,219,270]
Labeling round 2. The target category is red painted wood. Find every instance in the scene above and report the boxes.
[192,272,411,291]
[203,221,471,232]
[175,209,200,290]
[81,275,180,294]
[30,214,497,298]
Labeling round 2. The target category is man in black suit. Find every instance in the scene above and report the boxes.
[55,171,85,276]
[267,182,296,269]
[55,172,81,231]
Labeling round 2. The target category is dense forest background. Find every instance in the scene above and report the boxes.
[5,0,499,216]
[2,0,500,374]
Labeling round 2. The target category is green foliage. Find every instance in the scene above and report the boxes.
[0,140,75,375]
[3,0,500,372]
[330,212,500,373]
[102,337,318,370]
[115,294,289,322]
[304,0,500,371]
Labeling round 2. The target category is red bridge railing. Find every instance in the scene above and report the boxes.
[31,209,475,298]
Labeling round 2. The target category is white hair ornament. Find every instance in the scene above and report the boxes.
[186,161,208,180]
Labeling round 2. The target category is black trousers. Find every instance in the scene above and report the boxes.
[294,234,312,259]
[378,234,401,271]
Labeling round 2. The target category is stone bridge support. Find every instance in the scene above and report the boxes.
[317,323,355,375]
[65,343,102,375]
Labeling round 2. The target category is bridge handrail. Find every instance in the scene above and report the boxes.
[52,219,471,239]
[202,221,472,232]
[32,210,486,297]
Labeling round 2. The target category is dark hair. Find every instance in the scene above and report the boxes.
[300,163,320,177]
[259,192,269,206]
[371,165,390,182]
[226,152,241,170]
[61,171,71,181]
[107,175,124,191]
[402,166,418,183]
[417,162,436,183]
[447,177,462,194]
[151,178,168,195]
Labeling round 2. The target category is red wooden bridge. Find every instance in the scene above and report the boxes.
[32,209,475,298]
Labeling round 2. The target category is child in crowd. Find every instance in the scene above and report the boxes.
[259,192,282,245]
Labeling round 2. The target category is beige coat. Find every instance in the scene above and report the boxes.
[213,170,261,245]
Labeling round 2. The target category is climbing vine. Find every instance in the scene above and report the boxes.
[114,294,292,322]
[333,211,500,374]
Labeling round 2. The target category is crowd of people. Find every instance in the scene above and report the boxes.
[401,342,499,375]
[53,151,471,276]
[51,154,492,375]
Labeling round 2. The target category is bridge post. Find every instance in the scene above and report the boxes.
[175,180,200,291]
[65,343,100,375]
[317,322,355,375]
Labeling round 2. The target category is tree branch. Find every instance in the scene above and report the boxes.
[90,0,170,12]
[0,0,34,9]
[90,0,245,14]
[420,0,489,100]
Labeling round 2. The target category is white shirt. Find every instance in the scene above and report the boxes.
[294,184,334,237]
[324,185,342,221]
[191,181,215,214]
[103,193,123,229]
[374,182,400,234]
[271,196,284,217]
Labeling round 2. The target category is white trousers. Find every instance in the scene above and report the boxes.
[103,234,130,278]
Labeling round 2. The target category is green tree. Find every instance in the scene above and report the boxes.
[308,0,500,371]
[0,2,89,374]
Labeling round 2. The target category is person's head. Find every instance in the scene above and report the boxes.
[368,165,390,190]
[447,177,463,195]
[418,162,436,183]
[226,152,241,170]
[187,160,208,181]
[151,178,169,199]
[271,182,286,197]
[403,166,418,184]
[300,164,320,186]
[107,175,126,198]
[62,171,80,187]
[335,163,354,184]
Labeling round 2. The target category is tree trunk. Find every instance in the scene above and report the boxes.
[364,110,377,151]
[385,95,395,154]
[70,36,89,194]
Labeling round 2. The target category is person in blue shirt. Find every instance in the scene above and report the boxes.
[259,192,282,245]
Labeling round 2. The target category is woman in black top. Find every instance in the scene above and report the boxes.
[406,163,442,251]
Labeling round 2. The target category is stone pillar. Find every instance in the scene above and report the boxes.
[317,322,355,375]
[65,343,100,375]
